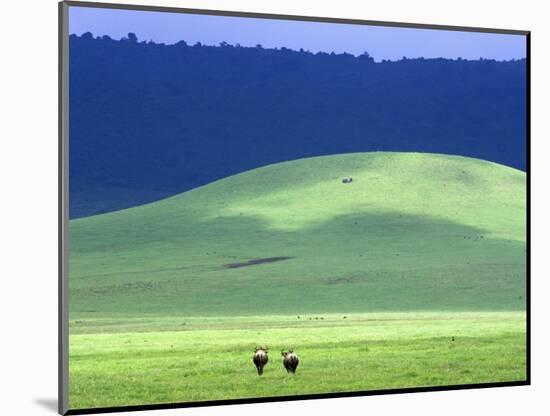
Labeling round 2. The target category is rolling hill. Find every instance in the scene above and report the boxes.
[69,152,526,318]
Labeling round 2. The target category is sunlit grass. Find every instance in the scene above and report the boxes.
[67,153,527,409]
[69,312,526,409]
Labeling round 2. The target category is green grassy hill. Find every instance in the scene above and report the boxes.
[68,152,527,409]
[69,152,526,318]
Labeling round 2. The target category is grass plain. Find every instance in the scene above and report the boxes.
[68,152,527,409]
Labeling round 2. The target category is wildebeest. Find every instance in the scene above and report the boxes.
[281,350,299,374]
[342,177,353,183]
[253,347,269,375]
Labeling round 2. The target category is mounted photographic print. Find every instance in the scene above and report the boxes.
[58,1,530,414]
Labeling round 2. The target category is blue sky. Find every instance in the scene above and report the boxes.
[69,6,526,62]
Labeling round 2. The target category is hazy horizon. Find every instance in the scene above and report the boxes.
[69,6,527,62]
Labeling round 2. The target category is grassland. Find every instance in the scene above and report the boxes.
[68,152,527,409]
[69,313,526,409]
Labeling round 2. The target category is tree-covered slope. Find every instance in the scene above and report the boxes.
[69,34,526,217]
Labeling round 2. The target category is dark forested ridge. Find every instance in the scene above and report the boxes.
[69,33,526,218]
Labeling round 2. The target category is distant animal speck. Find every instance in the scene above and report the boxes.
[342,177,353,184]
